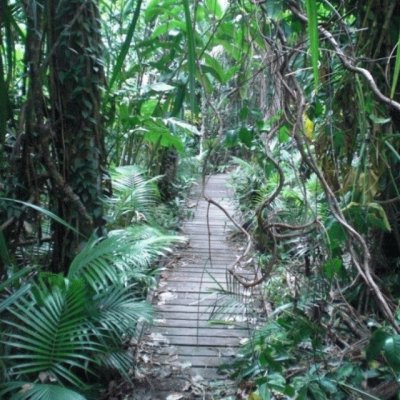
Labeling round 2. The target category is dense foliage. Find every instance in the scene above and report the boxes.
[1,0,400,398]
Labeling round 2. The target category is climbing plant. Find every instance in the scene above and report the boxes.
[1,0,400,398]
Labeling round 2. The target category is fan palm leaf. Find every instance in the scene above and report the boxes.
[2,278,99,387]
[68,225,184,290]
[107,165,161,225]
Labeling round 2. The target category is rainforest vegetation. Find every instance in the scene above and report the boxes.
[1,0,400,399]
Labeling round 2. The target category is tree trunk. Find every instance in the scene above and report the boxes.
[47,0,106,272]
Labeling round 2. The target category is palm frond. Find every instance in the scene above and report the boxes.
[68,225,184,290]
[0,382,86,400]
[107,165,161,225]
[99,350,134,382]
[90,284,152,338]
[3,278,99,387]
[0,266,33,313]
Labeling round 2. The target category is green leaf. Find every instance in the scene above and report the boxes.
[319,378,337,394]
[258,383,271,400]
[140,99,158,117]
[367,202,391,232]
[164,117,200,135]
[0,49,7,153]
[278,125,290,143]
[383,335,400,369]
[366,329,389,360]
[142,119,184,152]
[385,140,400,163]
[309,382,326,400]
[239,127,253,147]
[305,0,319,91]
[336,362,353,380]
[108,0,143,90]
[0,283,32,313]
[322,258,342,280]
[3,278,97,387]
[205,0,223,19]
[390,31,400,99]
[0,229,11,267]
[144,130,184,152]
[369,114,391,125]
[149,82,175,92]
[183,0,197,113]
[0,198,81,236]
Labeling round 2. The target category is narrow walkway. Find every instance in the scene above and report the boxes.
[141,174,248,398]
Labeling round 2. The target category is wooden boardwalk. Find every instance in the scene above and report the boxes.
[142,174,249,397]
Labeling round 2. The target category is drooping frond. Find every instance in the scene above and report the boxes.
[68,225,184,290]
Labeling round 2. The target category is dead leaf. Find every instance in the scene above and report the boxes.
[21,384,33,393]
[166,393,184,400]
[148,332,169,345]
[157,291,177,304]
[173,361,191,370]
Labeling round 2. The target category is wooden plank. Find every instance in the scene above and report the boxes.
[154,317,248,328]
[155,303,239,313]
[156,345,238,357]
[153,326,247,338]
[157,354,234,368]
[163,335,241,347]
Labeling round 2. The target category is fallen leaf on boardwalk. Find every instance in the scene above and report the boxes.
[148,332,169,345]
[191,374,204,383]
[157,291,177,304]
[141,354,150,364]
[173,361,192,370]
[166,394,184,400]
[240,338,249,345]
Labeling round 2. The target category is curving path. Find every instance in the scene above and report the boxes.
[141,174,250,399]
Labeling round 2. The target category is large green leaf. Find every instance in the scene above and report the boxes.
[183,0,197,113]
[305,0,319,90]
[143,119,184,152]
[205,0,223,19]
[383,335,400,370]
[390,31,400,99]
[108,0,143,90]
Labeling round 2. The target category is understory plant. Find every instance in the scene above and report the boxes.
[226,147,400,399]
[0,169,182,399]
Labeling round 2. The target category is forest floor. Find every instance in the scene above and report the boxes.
[105,174,254,399]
